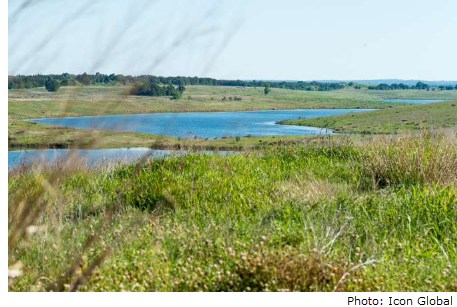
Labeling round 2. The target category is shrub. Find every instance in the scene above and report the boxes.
[45,78,60,92]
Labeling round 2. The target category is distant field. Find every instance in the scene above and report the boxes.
[8,85,414,119]
[279,101,457,134]
[8,85,457,149]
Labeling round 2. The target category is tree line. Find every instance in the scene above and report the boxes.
[7,73,217,89]
[7,73,347,92]
[8,73,457,92]
[216,80,346,91]
[368,81,457,91]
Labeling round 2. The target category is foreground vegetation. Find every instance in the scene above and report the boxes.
[8,131,457,291]
[279,101,457,134]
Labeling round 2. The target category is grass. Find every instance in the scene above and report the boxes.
[278,101,457,134]
[8,131,457,291]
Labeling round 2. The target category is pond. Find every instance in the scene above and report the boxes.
[8,148,232,169]
[28,109,371,138]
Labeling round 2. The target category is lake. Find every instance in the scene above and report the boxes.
[28,109,371,138]
[8,148,232,169]
[382,98,447,104]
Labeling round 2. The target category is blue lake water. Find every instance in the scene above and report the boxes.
[8,148,232,169]
[382,98,446,104]
[28,109,371,138]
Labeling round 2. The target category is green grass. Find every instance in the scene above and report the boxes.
[12,85,457,149]
[279,101,457,134]
[8,132,457,291]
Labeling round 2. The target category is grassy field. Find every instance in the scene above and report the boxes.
[10,85,457,149]
[8,132,457,291]
[279,101,457,134]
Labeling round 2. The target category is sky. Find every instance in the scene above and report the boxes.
[8,0,457,80]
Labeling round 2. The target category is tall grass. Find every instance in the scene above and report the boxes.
[358,130,457,188]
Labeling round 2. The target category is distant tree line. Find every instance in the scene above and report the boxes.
[368,81,457,91]
[7,73,218,89]
[437,85,457,91]
[8,73,457,92]
[217,79,346,91]
[8,73,345,91]
[8,73,120,89]
[7,73,347,92]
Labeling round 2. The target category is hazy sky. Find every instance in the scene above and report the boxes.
[8,0,457,80]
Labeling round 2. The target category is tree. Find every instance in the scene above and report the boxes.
[171,91,182,100]
[415,82,429,90]
[77,73,91,85]
[129,80,185,99]
[45,78,60,92]
[116,74,127,85]
[264,84,271,95]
